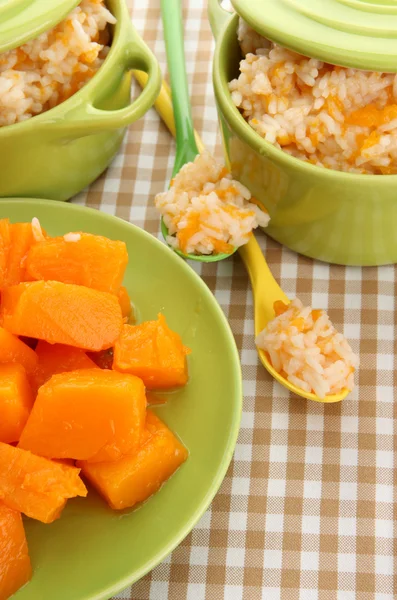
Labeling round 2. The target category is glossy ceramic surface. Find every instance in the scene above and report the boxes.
[231,0,397,72]
[0,0,161,201]
[1,198,242,600]
[0,0,80,53]
[208,0,397,266]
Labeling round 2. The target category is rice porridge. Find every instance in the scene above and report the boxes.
[256,299,358,398]
[0,0,116,127]
[154,151,270,256]
[229,18,397,174]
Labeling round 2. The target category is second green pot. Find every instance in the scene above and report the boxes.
[208,0,397,266]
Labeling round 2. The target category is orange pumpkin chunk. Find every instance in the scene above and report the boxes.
[33,340,98,391]
[78,410,188,510]
[273,300,289,316]
[5,223,35,287]
[25,232,128,295]
[0,219,11,289]
[118,286,132,320]
[0,365,34,444]
[19,369,147,463]
[0,442,87,524]
[0,503,31,600]
[113,314,190,390]
[346,104,381,128]
[2,281,123,351]
[0,327,38,376]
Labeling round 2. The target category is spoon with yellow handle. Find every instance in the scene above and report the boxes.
[132,22,352,404]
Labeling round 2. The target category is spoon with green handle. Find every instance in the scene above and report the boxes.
[160,0,236,263]
[140,0,351,403]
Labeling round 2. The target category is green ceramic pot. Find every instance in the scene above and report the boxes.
[0,0,161,202]
[208,0,397,266]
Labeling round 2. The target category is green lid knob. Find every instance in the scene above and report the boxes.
[232,0,397,71]
[0,0,81,54]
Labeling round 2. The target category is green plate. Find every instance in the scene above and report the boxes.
[1,199,242,600]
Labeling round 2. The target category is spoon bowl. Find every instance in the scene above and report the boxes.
[160,219,237,263]
[239,234,350,404]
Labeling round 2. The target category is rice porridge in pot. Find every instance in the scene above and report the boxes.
[0,0,115,127]
[229,19,397,175]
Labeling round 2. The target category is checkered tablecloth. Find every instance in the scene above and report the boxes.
[73,1,395,598]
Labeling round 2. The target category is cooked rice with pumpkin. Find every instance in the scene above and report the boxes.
[256,299,358,398]
[155,151,270,256]
[229,18,397,174]
[0,0,115,127]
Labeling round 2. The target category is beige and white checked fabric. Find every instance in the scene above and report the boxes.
[73,1,395,598]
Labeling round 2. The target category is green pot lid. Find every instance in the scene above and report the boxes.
[232,0,397,72]
[0,0,81,54]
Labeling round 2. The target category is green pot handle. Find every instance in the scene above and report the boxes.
[207,0,232,40]
[56,26,162,135]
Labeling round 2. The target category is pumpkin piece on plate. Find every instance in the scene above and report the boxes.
[0,364,34,444]
[0,442,87,524]
[33,340,98,391]
[19,369,147,463]
[78,410,188,510]
[0,220,45,289]
[0,219,11,289]
[5,222,35,287]
[113,314,190,390]
[0,327,38,376]
[118,286,133,321]
[25,232,128,295]
[0,502,32,600]
[1,281,123,352]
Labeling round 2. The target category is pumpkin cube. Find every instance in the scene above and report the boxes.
[19,369,147,463]
[78,410,188,510]
[0,219,11,289]
[0,503,31,599]
[6,222,35,287]
[1,281,123,351]
[0,442,87,524]
[0,327,38,376]
[118,286,133,321]
[113,314,190,390]
[0,364,34,444]
[33,340,98,391]
[25,232,128,295]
